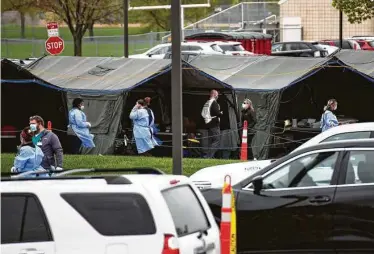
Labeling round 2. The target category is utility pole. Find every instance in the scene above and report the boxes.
[171,0,183,175]
[339,9,343,49]
[124,0,129,57]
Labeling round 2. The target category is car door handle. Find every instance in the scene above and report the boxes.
[19,248,45,254]
[309,196,331,204]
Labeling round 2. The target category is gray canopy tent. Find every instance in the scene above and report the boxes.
[2,56,238,155]
[189,53,374,159]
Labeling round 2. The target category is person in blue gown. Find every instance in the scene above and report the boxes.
[320,99,339,132]
[130,99,159,155]
[11,127,45,177]
[68,98,95,153]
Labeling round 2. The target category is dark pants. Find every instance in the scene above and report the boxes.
[207,127,221,158]
[70,135,82,154]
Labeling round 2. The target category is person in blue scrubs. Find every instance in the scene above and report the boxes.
[68,98,95,154]
[320,99,339,132]
[11,127,45,176]
[130,99,158,155]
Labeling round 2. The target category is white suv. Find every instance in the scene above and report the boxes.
[130,42,224,59]
[215,41,253,56]
[1,168,220,254]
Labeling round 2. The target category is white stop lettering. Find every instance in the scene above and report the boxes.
[47,41,63,50]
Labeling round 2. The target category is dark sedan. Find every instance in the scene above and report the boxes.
[202,139,374,253]
[271,41,329,57]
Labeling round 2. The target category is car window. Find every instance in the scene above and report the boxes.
[262,152,339,189]
[188,46,203,51]
[368,41,374,47]
[162,185,210,237]
[321,131,372,143]
[284,43,300,51]
[61,193,156,236]
[1,195,52,244]
[211,44,223,52]
[344,150,374,184]
[271,44,283,52]
[181,45,190,51]
[300,43,311,50]
[1,196,26,244]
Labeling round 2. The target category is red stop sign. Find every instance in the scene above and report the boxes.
[45,36,64,55]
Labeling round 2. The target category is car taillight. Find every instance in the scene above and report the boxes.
[162,234,180,254]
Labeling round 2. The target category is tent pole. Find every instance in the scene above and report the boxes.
[339,9,343,49]
[171,0,183,175]
[124,0,129,57]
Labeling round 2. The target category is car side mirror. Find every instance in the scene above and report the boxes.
[147,54,153,57]
[252,175,263,195]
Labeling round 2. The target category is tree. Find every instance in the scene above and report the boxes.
[37,0,121,56]
[332,0,374,24]
[2,0,35,38]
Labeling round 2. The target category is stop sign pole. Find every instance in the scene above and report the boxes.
[45,36,65,55]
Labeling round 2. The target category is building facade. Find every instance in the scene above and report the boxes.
[279,0,374,41]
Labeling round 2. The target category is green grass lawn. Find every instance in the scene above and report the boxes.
[1,153,237,176]
[1,25,165,58]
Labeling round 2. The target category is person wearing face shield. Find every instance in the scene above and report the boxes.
[241,99,257,160]
[68,98,95,154]
[29,115,63,171]
[201,89,223,158]
[320,99,339,132]
[11,127,45,176]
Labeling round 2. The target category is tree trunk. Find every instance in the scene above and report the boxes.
[89,22,94,41]
[73,34,83,56]
[20,11,26,39]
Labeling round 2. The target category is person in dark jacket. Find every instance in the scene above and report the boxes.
[201,89,223,158]
[241,99,257,160]
[29,115,63,170]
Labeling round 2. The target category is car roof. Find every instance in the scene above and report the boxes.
[236,139,374,188]
[294,122,374,151]
[1,174,190,192]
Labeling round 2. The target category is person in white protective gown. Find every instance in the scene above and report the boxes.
[129,99,159,155]
[68,98,95,154]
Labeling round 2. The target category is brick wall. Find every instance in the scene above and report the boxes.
[280,0,374,41]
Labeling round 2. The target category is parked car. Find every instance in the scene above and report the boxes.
[319,39,361,50]
[201,139,374,253]
[190,122,374,190]
[163,51,201,62]
[1,168,220,254]
[130,41,224,59]
[351,35,374,41]
[214,41,254,56]
[353,39,374,51]
[271,41,330,57]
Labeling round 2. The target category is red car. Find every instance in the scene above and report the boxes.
[355,39,374,51]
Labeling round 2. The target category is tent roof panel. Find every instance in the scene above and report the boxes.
[189,55,327,90]
[185,31,273,40]
[26,56,172,91]
[335,50,374,78]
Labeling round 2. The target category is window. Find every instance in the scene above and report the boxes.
[1,196,26,244]
[148,46,170,55]
[284,43,301,51]
[188,46,203,51]
[219,44,245,52]
[321,132,371,143]
[211,44,223,52]
[299,43,311,50]
[61,193,156,236]
[262,152,339,189]
[1,195,52,244]
[162,185,210,237]
[271,44,283,52]
[23,196,51,242]
[345,150,374,184]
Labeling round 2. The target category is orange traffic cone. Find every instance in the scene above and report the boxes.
[47,121,52,132]
[220,175,232,254]
[240,120,248,161]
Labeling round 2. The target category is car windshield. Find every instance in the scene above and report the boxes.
[219,44,245,51]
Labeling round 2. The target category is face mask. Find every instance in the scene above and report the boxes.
[242,103,247,109]
[30,124,37,132]
[80,105,85,110]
